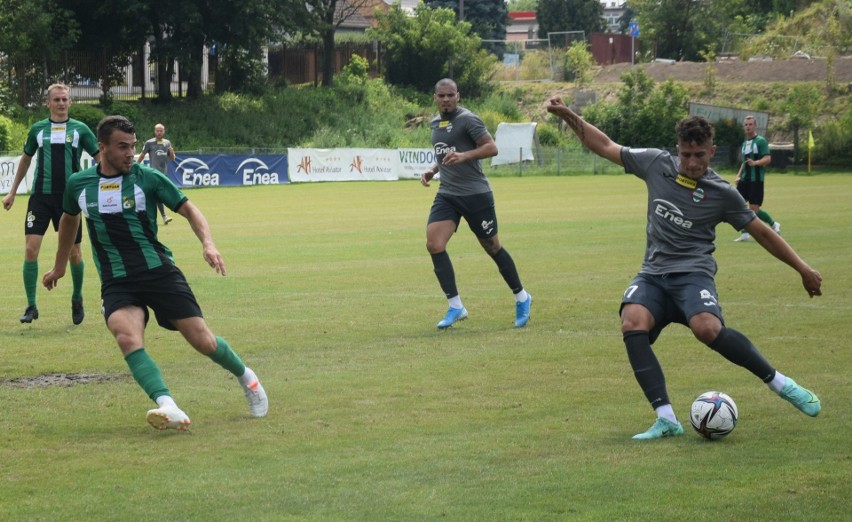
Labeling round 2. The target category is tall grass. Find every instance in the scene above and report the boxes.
[0,174,849,520]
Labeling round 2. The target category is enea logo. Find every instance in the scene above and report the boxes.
[297,156,311,174]
[350,155,363,174]
[176,158,220,186]
[236,158,280,185]
[434,142,455,156]
[653,199,693,229]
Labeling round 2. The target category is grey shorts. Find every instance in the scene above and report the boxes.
[620,272,725,344]
[427,192,498,239]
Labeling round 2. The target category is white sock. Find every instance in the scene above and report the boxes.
[239,367,258,386]
[156,395,177,408]
[767,370,787,393]
[514,289,529,303]
[448,296,463,309]
[655,404,678,424]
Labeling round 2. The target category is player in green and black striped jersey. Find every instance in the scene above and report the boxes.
[43,115,268,431]
[2,83,99,325]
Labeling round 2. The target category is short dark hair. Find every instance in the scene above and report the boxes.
[435,78,458,93]
[675,116,715,146]
[97,115,136,143]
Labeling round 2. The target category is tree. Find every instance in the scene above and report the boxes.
[426,0,508,55]
[629,0,715,60]
[536,0,604,45]
[304,0,373,87]
[369,4,498,96]
[0,0,79,105]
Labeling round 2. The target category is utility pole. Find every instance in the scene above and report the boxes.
[459,0,464,20]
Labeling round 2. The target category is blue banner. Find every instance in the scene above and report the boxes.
[169,154,289,187]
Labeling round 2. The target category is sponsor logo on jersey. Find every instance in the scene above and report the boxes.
[480,219,494,235]
[434,143,455,156]
[675,174,697,189]
[653,199,693,229]
[100,183,120,191]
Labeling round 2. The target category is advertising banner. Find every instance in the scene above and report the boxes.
[170,154,289,188]
[397,148,436,180]
[1,151,96,195]
[288,148,397,182]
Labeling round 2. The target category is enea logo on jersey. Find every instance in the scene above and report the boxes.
[653,199,693,229]
[235,158,280,185]
[176,158,220,186]
[434,142,455,156]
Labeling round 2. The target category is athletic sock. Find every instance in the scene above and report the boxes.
[623,330,670,410]
[70,260,84,301]
[708,327,775,382]
[430,251,459,299]
[239,367,258,386]
[207,336,247,377]
[155,395,178,408]
[448,296,463,309]
[23,260,38,307]
[514,289,529,303]
[490,247,523,294]
[767,370,787,393]
[655,404,678,424]
[124,348,171,402]
[756,209,775,226]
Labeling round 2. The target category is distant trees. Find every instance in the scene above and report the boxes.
[537,0,605,43]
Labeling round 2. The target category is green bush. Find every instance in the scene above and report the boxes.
[0,114,12,151]
[106,101,141,125]
[535,123,565,147]
[69,104,106,132]
[814,106,852,165]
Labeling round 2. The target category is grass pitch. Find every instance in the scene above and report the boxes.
[0,173,849,520]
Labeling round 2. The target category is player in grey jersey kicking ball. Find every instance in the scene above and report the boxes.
[546,96,822,439]
[43,115,268,431]
[420,78,532,329]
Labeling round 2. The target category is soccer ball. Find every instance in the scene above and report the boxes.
[689,391,738,439]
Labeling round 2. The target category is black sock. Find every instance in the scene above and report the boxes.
[430,251,458,299]
[708,327,776,383]
[490,247,523,294]
[624,330,670,409]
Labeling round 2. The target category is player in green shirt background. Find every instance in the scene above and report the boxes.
[2,83,98,325]
[734,115,781,242]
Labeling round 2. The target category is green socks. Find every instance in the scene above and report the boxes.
[125,349,171,402]
[207,336,247,377]
[756,209,775,226]
[70,261,84,301]
[23,260,38,307]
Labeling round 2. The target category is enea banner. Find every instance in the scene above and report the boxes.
[170,154,289,188]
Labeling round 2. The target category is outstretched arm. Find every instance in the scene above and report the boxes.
[545,96,623,166]
[177,200,226,276]
[747,220,822,297]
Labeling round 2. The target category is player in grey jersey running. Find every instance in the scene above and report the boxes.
[420,78,532,329]
[546,96,822,439]
[42,115,268,431]
[137,123,175,225]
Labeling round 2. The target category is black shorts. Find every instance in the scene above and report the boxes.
[26,193,83,244]
[736,179,764,206]
[101,264,203,331]
[620,272,725,344]
[427,192,498,239]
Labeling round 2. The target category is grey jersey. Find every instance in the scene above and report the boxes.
[621,147,756,277]
[141,138,173,174]
[430,107,492,196]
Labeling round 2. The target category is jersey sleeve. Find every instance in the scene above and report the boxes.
[81,125,99,156]
[621,148,664,180]
[465,112,490,142]
[22,125,40,156]
[720,185,756,231]
[757,136,770,157]
[62,176,83,216]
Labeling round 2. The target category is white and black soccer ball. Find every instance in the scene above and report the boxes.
[690,391,738,440]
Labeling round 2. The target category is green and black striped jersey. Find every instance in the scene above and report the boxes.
[23,118,98,195]
[63,163,188,283]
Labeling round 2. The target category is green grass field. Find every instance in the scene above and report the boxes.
[1,173,849,520]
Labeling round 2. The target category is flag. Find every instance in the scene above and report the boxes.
[808,130,815,150]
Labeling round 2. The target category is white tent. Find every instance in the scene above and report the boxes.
[491,122,540,166]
